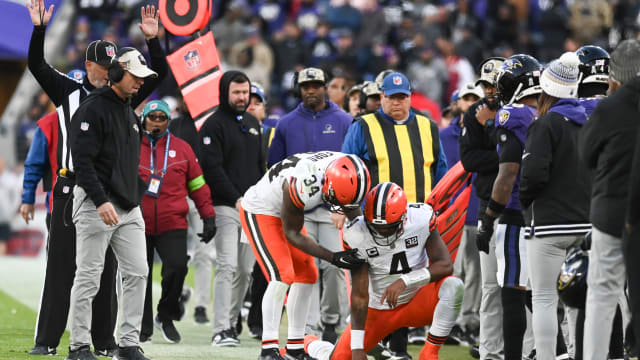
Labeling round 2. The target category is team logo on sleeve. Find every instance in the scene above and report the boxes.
[80,122,90,131]
[366,247,379,257]
[404,236,418,248]
[169,150,176,158]
[203,136,211,145]
[498,110,510,125]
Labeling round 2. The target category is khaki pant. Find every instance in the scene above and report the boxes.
[69,186,148,349]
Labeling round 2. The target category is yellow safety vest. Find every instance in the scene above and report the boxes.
[359,112,439,203]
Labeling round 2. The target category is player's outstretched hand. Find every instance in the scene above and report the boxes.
[331,249,364,269]
[381,278,406,309]
[27,0,54,26]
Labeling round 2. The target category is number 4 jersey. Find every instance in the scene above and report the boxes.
[242,151,344,217]
[343,203,438,310]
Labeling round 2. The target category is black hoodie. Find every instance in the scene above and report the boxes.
[70,87,145,210]
[199,71,264,207]
[580,77,640,237]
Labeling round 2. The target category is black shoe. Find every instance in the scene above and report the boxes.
[249,325,263,339]
[387,351,412,360]
[65,346,98,360]
[449,325,474,347]
[407,327,426,345]
[321,322,338,344]
[29,345,57,355]
[154,315,181,343]
[93,347,117,357]
[469,345,480,359]
[139,334,152,345]
[113,346,149,360]
[367,342,388,360]
[211,329,239,347]
[194,306,209,324]
[258,348,284,360]
[284,349,317,360]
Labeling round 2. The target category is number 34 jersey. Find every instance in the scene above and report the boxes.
[343,203,438,310]
[242,151,344,217]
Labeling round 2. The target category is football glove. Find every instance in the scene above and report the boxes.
[331,249,365,270]
[476,213,497,254]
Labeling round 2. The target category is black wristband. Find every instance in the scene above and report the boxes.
[487,199,505,215]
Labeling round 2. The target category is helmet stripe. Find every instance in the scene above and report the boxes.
[374,182,391,222]
[346,155,367,204]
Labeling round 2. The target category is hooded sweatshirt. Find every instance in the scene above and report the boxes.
[267,100,353,167]
[520,98,592,237]
[199,71,264,207]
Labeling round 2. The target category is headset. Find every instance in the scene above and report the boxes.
[108,47,136,84]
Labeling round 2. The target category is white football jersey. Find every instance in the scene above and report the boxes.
[343,203,437,310]
[242,151,344,217]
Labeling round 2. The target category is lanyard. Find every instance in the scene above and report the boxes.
[150,133,171,177]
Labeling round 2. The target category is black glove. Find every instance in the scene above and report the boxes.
[198,217,217,243]
[476,213,497,254]
[331,249,365,270]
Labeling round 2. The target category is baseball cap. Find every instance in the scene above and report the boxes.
[476,57,505,87]
[458,83,484,99]
[297,67,326,85]
[115,49,158,79]
[251,83,266,103]
[86,40,117,66]
[142,100,171,120]
[381,72,411,96]
[362,81,381,97]
[67,69,86,81]
[347,84,363,97]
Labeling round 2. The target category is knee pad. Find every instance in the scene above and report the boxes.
[438,276,464,310]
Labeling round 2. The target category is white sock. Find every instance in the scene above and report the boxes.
[261,280,289,349]
[429,277,464,337]
[308,338,335,360]
[286,282,314,350]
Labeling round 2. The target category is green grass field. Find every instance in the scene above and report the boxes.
[0,258,474,359]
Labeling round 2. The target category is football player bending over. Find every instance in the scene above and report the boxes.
[306,182,464,360]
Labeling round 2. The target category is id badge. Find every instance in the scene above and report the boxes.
[146,174,164,198]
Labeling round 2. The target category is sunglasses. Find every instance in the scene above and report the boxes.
[147,114,168,121]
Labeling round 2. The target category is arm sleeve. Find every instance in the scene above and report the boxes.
[459,109,499,173]
[21,127,49,204]
[27,25,80,106]
[130,37,169,109]
[199,121,243,204]
[70,105,109,207]
[267,122,286,168]
[496,128,523,164]
[184,144,216,218]
[434,138,448,184]
[341,121,369,160]
[519,119,553,209]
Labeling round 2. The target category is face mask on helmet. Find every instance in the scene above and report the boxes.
[363,182,408,246]
[321,155,371,213]
[496,54,543,105]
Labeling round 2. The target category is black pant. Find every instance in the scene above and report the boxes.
[141,229,188,337]
[34,177,118,349]
[247,262,268,329]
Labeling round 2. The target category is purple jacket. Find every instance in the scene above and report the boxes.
[267,101,353,167]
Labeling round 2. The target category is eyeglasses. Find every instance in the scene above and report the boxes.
[147,114,168,121]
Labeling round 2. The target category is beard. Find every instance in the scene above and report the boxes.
[230,100,247,113]
[303,95,323,109]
